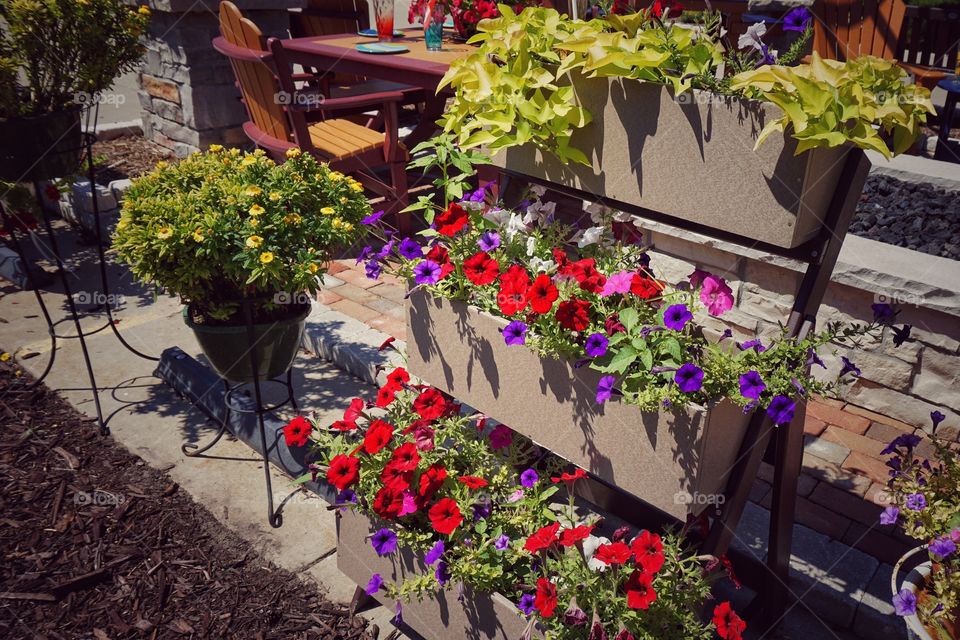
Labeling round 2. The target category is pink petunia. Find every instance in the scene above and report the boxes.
[700,275,734,316]
[600,270,635,297]
[489,424,514,449]
[398,491,418,516]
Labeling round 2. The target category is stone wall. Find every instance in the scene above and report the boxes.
[131,0,304,157]
[634,219,960,440]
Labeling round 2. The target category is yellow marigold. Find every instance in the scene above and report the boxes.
[249,204,265,215]
[155,160,168,170]
[229,148,241,156]
[222,158,232,165]
[157,227,173,239]
[284,213,302,225]
[342,222,354,232]
[349,182,363,193]
[240,156,257,167]
[308,263,319,274]
[332,217,344,228]
[138,5,151,15]
[208,144,223,152]
[340,196,349,204]
[244,185,262,197]
[285,148,302,159]
[192,229,204,243]
[253,149,266,157]
[330,172,343,181]
[0,352,10,362]
[260,251,274,264]
[320,206,336,215]
[246,235,263,248]
[249,218,259,227]
[268,191,281,201]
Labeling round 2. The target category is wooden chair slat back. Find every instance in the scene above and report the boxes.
[813,0,906,61]
[219,1,291,142]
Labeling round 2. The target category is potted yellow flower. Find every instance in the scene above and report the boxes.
[112,146,371,381]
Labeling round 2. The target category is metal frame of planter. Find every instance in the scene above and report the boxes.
[452,147,871,632]
[0,105,160,436]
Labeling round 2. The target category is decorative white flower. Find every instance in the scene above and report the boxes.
[574,225,606,248]
[529,184,547,197]
[482,207,510,226]
[738,23,767,51]
[523,200,556,226]
[526,236,537,257]
[504,213,529,241]
[529,257,557,274]
[583,535,611,572]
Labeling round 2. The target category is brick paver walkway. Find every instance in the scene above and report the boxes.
[319,259,916,565]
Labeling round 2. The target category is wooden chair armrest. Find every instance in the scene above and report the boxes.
[288,90,406,112]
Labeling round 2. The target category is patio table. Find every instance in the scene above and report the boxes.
[279,31,474,147]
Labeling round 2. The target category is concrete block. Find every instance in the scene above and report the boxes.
[109,179,134,202]
[71,180,117,214]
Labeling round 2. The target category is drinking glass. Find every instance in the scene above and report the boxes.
[424,3,445,51]
[373,0,395,42]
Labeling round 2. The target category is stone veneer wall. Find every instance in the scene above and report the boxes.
[130,0,304,157]
[634,220,960,440]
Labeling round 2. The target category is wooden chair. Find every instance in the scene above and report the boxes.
[811,0,906,61]
[215,1,409,230]
[895,4,960,90]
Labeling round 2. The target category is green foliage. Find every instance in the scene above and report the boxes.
[111,147,370,321]
[404,132,491,216]
[729,53,936,158]
[0,0,149,117]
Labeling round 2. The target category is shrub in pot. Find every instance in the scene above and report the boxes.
[0,0,149,181]
[882,418,960,640]
[112,147,372,382]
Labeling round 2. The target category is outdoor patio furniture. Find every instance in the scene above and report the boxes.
[934,76,960,163]
[895,4,960,91]
[811,0,906,61]
[215,1,410,230]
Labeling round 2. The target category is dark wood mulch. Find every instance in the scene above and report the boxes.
[0,356,374,640]
[92,136,175,184]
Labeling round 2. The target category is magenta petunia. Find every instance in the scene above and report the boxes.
[700,275,734,316]
[600,270,634,297]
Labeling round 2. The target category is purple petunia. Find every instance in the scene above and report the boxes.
[905,493,927,511]
[478,231,501,252]
[929,536,956,559]
[361,209,386,225]
[872,303,895,324]
[596,375,617,404]
[738,339,766,353]
[424,540,445,565]
[840,356,861,378]
[398,237,424,260]
[495,534,510,551]
[739,370,766,400]
[807,349,826,369]
[371,528,398,556]
[518,593,536,616]
[880,433,922,456]
[719,328,733,341]
[365,573,383,595]
[502,320,528,346]
[675,363,704,393]
[585,333,609,358]
[413,260,443,285]
[783,6,812,32]
[365,259,382,280]
[356,245,373,265]
[663,304,693,331]
[520,468,539,488]
[931,410,946,430]
[879,506,899,526]
[394,601,403,625]
[766,395,796,425]
[435,561,450,586]
[892,589,917,617]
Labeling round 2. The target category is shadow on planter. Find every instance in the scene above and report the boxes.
[406,289,750,520]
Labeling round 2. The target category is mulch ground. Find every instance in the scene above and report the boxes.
[92,136,174,184]
[0,356,375,640]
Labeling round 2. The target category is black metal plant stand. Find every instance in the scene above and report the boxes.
[0,106,159,435]
[179,298,299,529]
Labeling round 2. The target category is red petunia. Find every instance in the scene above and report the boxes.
[624,570,657,610]
[326,454,360,491]
[551,468,588,484]
[426,245,455,279]
[712,602,747,640]
[559,258,605,293]
[418,463,448,500]
[283,416,312,447]
[524,522,561,553]
[386,367,410,386]
[631,531,665,574]
[558,524,594,547]
[555,298,591,332]
[344,397,365,422]
[534,578,558,618]
[594,541,633,565]
[376,383,398,408]
[463,251,500,286]
[428,497,464,534]
[362,420,394,455]
[630,274,661,300]
[381,462,413,491]
[389,442,421,472]
[528,274,559,314]
[413,388,447,420]
[330,419,357,431]
[435,202,469,236]
[458,475,488,489]
[378,336,396,351]
[372,486,404,519]
[497,265,530,316]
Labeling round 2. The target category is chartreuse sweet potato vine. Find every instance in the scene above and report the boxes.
[439,5,934,163]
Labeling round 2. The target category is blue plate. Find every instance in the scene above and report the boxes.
[355,42,410,54]
[358,28,405,37]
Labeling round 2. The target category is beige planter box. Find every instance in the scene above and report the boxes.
[493,76,857,249]
[406,289,751,519]
[337,509,538,640]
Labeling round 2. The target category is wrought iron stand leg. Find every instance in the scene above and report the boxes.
[182,379,232,456]
[286,367,299,413]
